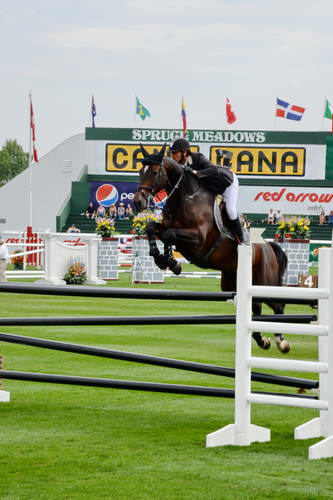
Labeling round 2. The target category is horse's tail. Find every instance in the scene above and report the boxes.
[268,241,287,285]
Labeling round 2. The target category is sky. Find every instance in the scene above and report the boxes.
[1,0,333,157]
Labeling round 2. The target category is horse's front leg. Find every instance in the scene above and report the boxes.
[145,221,172,271]
[145,221,161,258]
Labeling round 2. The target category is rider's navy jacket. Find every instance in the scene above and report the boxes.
[187,152,234,191]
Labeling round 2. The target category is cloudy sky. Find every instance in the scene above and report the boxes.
[1,0,333,156]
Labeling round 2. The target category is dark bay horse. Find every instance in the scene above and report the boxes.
[133,146,290,353]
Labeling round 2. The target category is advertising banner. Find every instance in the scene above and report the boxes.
[309,243,331,262]
[238,185,333,216]
[90,181,138,209]
[85,128,328,180]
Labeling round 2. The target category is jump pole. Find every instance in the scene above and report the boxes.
[0,370,318,401]
[0,332,318,390]
[0,282,317,305]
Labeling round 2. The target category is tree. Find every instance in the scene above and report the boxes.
[0,140,29,187]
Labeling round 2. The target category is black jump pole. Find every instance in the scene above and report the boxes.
[0,314,317,326]
[0,282,317,305]
[0,370,318,401]
[0,332,318,390]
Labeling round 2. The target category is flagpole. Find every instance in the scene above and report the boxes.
[321,97,326,131]
[134,95,137,128]
[28,93,33,232]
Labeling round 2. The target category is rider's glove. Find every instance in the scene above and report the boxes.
[184,165,193,173]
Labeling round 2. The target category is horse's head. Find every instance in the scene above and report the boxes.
[133,144,167,213]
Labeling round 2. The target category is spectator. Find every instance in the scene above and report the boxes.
[67,224,81,234]
[83,202,95,220]
[275,209,283,223]
[125,204,134,220]
[117,203,126,219]
[329,211,333,225]
[96,204,106,219]
[108,204,117,220]
[319,211,326,225]
[0,239,9,281]
[267,208,275,225]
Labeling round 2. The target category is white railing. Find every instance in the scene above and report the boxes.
[206,243,333,460]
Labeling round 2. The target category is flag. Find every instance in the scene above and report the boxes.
[30,95,38,163]
[324,99,332,119]
[276,98,306,121]
[181,97,187,137]
[324,98,333,132]
[226,97,236,125]
[136,97,151,121]
[91,95,96,128]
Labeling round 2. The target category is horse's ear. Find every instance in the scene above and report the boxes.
[140,143,150,158]
[157,143,167,164]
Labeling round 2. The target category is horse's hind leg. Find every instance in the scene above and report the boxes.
[252,301,271,350]
[271,302,290,354]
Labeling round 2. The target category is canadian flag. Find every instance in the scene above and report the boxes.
[226,97,236,125]
[30,95,38,163]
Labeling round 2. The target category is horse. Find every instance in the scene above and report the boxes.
[133,145,290,353]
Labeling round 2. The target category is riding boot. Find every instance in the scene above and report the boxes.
[228,217,244,244]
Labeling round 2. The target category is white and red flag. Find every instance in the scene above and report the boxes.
[226,97,237,125]
[30,95,38,162]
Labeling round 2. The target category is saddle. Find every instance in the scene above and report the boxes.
[213,196,250,244]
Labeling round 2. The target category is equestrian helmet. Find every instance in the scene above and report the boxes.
[169,138,190,153]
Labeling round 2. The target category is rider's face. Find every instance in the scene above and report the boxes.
[171,151,187,164]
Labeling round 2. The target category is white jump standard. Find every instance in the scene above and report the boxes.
[206,243,333,460]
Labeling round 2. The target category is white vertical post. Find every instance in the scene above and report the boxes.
[308,247,333,459]
[295,248,329,441]
[206,244,270,447]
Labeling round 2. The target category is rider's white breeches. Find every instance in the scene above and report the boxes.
[224,173,239,221]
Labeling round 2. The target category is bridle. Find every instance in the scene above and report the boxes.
[138,161,199,206]
[138,163,170,204]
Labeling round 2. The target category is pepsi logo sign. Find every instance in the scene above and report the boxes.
[96,184,119,207]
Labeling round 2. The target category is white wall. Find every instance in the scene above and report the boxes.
[0,134,85,233]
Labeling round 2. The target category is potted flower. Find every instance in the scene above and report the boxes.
[64,260,87,285]
[95,218,116,239]
[275,216,311,241]
[131,211,162,235]
[11,250,24,270]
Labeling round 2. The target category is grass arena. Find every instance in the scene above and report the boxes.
[1,268,332,500]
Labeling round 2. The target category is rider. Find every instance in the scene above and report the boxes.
[169,138,245,244]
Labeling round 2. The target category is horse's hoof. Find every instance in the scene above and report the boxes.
[149,248,160,257]
[261,336,271,350]
[169,261,182,275]
[154,256,168,270]
[275,338,290,354]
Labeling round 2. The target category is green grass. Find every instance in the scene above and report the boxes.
[0,274,332,499]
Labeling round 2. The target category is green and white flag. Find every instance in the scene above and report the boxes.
[324,99,333,132]
[324,99,332,119]
[136,97,151,121]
